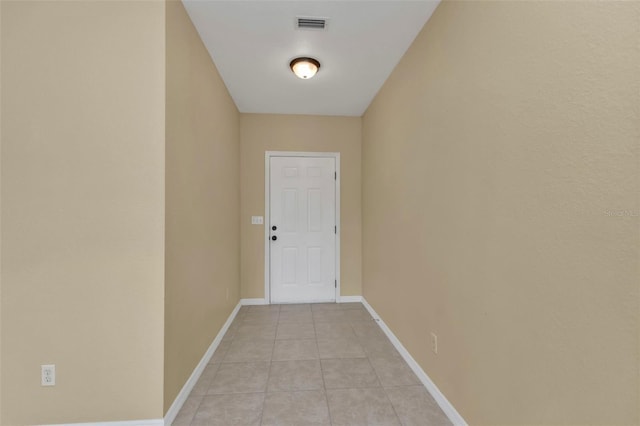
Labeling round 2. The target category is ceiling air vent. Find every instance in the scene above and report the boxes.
[296,17,327,30]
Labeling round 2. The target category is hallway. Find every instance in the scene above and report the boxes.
[172,302,452,425]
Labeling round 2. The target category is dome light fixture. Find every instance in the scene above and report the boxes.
[290,57,321,79]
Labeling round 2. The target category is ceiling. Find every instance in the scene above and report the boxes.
[182,0,440,117]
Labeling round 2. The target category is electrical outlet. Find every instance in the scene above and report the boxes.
[430,332,438,354]
[41,364,55,386]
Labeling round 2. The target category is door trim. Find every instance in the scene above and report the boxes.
[264,151,341,304]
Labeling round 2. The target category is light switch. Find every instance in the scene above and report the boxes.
[251,216,264,225]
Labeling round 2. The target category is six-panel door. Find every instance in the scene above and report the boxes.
[269,156,336,303]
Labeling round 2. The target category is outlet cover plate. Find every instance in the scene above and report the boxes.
[41,364,55,386]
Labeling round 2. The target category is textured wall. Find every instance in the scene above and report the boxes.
[164,0,240,413]
[1,1,165,423]
[240,114,362,300]
[362,1,639,424]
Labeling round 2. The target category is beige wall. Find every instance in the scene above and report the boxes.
[164,0,240,413]
[363,1,639,424]
[0,1,166,424]
[240,114,361,299]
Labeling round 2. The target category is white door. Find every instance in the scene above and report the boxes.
[269,156,336,303]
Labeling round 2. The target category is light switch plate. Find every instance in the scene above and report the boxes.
[251,216,264,225]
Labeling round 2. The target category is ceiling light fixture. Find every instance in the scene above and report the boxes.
[290,57,320,79]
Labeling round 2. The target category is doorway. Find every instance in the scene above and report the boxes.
[265,152,340,303]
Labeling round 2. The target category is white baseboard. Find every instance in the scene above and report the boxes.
[240,298,267,305]
[45,420,163,426]
[338,295,363,303]
[361,298,467,426]
[163,301,242,426]
[241,297,364,305]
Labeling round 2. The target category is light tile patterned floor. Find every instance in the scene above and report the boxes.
[172,302,452,426]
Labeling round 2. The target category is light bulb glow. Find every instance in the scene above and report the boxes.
[290,57,320,79]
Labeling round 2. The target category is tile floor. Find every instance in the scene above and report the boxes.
[172,302,452,426]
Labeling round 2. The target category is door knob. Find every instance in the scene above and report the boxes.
[272,225,277,231]
[271,236,277,241]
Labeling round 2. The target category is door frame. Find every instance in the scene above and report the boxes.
[264,151,341,304]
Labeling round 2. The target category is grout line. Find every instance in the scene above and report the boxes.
[185,394,204,426]
[360,317,405,426]
[313,312,334,425]
[259,305,279,426]
[379,377,405,425]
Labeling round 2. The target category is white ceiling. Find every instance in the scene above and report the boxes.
[182,0,440,116]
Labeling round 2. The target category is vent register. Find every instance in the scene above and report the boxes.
[296,17,327,30]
